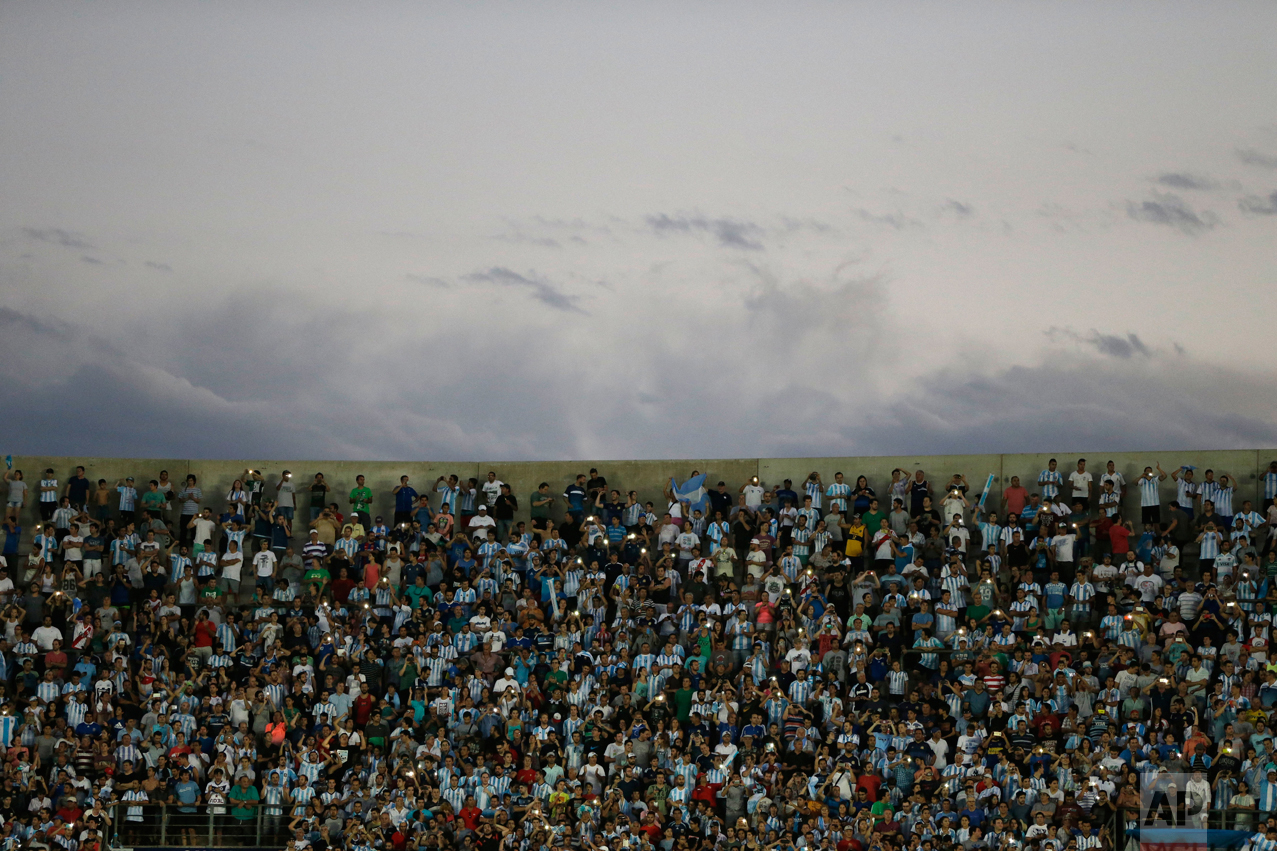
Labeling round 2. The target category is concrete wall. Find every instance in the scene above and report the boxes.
[6,450,1276,543]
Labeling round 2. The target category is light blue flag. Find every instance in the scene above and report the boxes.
[670,474,709,515]
[976,474,996,511]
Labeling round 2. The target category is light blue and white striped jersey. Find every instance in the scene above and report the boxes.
[36,681,60,705]
[1264,471,1277,501]
[457,487,477,514]
[791,529,812,559]
[1200,531,1222,560]
[333,536,359,559]
[169,553,192,583]
[291,783,317,815]
[1259,778,1277,813]
[622,502,643,527]
[116,486,137,511]
[1214,486,1235,517]
[1177,477,1200,506]
[436,483,459,510]
[804,481,823,510]
[1039,469,1062,500]
[0,715,16,747]
[1137,474,1161,507]
[826,482,851,512]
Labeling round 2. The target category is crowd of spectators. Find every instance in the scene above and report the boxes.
[1,457,1277,851]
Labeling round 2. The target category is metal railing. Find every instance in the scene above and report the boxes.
[1115,806,1268,848]
[100,802,292,849]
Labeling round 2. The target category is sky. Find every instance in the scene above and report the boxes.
[1,2,1276,461]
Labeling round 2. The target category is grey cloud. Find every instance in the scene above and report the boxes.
[853,208,923,229]
[145,261,173,272]
[941,199,975,218]
[1046,327,1151,359]
[23,227,96,250]
[1125,193,1218,235]
[780,217,835,234]
[852,354,1277,456]
[405,273,450,288]
[1154,173,1218,191]
[1237,148,1277,169]
[1238,191,1277,216]
[493,234,563,248]
[80,256,103,265]
[4,291,1275,464]
[463,267,587,314]
[645,214,765,250]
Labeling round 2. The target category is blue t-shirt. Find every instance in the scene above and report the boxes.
[395,486,419,513]
[174,779,201,809]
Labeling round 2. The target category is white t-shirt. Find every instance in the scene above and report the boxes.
[253,551,278,578]
[1069,471,1093,498]
[1052,533,1077,562]
[742,485,763,509]
[276,480,295,508]
[482,480,504,506]
[33,625,64,651]
[1101,472,1126,491]
[63,534,84,562]
[1127,572,1164,602]
[469,514,496,540]
[221,552,244,581]
[193,517,217,546]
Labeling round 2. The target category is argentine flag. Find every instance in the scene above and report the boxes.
[671,474,709,515]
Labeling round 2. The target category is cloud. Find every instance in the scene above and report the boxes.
[1238,191,1277,216]
[463,267,587,314]
[941,199,975,218]
[1237,148,1277,169]
[80,256,104,265]
[1154,172,1219,191]
[852,353,1277,455]
[3,289,1275,464]
[1046,327,1151,359]
[1125,193,1218,235]
[493,233,563,248]
[405,273,450,288]
[145,261,173,272]
[853,208,923,229]
[22,227,96,250]
[645,214,765,250]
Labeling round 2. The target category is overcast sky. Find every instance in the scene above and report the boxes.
[2,2,1276,461]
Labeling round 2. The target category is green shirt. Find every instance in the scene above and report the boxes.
[141,490,167,511]
[406,584,432,609]
[350,486,372,512]
[530,491,552,519]
[229,783,259,820]
[303,567,330,594]
[674,687,694,722]
[861,511,887,538]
